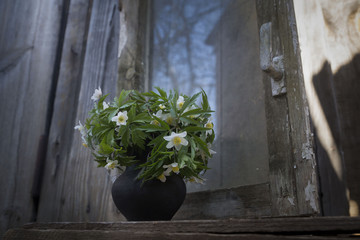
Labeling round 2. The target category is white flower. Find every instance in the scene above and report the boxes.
[104,159,119,170]
[189,176,205,184]
[103,101,109,109]
[204,118,214,136]
[91,87,102,101]
[157,173,167,182]
[163,113,175,125]
[155,110,163,118]
[74,121,86,136]
[111,111,128,126]
[184,105,198,118]
[159,104,166,109]
[163,162,180,175]
[208,143,216,155]
[163,131,188,151]
[177,96,185,109]
[151,110,163,126]
[75,121,88,147]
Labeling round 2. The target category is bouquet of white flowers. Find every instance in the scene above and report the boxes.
[75,87,215,183]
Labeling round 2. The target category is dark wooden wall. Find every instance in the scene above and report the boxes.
[0,0,122,237]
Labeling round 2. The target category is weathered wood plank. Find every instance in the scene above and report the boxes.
[3,217,359,240]
[36,0,92,222]
[117,0,148,92]
[4,229,356,240]
[0,0,65,236]
[174,183,271,219]
[19,217,360,234]
[276,0,320,215]
[255,0,298,216]
[48,0,124,222]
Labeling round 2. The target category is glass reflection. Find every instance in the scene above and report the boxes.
[149,0,269,192]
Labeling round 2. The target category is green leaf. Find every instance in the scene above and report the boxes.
[151,114,170,130]
[117,90,131,107]
[106,129,115,146]
[117,125,127,138]
[184,126,211,133]
[122,127,130,148]
[119,100,136,110]
[170,90,179,117]
[180,117,201,125]
[134,124,168,132]
[130,90,146,102]
[192,134,210,157]
[99,138,114,155]
[128,105,136,122]
[148,132,167,146]
[155,87,167,99]
[179,91,201,114]
[133,112,152,123]
[108,108,119,122]
[188,138,196,160]
[131,130,146,150]
[181,109,214,118]
[97,94,109,109]
[201,89,210,110]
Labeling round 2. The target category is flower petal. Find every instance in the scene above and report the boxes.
[178,131,187,138]
[163,135,173,141]
[166,141,174,149]
[180,137,188,146]
[174,144,182,151]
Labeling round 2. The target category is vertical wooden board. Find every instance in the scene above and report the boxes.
[36,0,92,222]
[0,0,64,236]
[276,0,320,215]
[117,0,148,92]
[256,0,298,216]
[51,0,124,222]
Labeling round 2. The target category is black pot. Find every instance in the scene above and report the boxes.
[111,165,186,221]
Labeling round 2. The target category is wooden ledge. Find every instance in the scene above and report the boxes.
[4,217,360,239]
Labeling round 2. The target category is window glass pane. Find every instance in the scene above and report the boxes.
[149,0,269,192]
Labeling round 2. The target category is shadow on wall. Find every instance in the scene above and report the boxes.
[312,54,360,216]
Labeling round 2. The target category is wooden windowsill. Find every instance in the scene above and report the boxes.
[3,216,360,239]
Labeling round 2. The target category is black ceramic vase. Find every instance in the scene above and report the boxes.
[111,165,186,221]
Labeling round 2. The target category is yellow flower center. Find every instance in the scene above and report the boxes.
[172,166,179,173]
[82,143,88,148]
[158,174,166,182]
[173,136,182,145]
[189,178,195,183]
[118,116,125,122]
[206,122,213,129]
[178,102,184,109]
[166,117,173,125]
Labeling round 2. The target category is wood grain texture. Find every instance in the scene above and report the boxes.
[4,217,360,240]
[256,0,321,216]
[256,0,299,216]
[276,0,320,215]
[36,0,92,222]
[4,229,357,240]
[20,216,360,234]
[0,0,64,236]
[37,0,124,223]
[174,183,271,219]
[117,0,148,92]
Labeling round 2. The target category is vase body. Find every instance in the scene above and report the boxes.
[111,165,186,221]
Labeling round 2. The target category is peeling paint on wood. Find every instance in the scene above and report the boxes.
[256,0,320,216]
